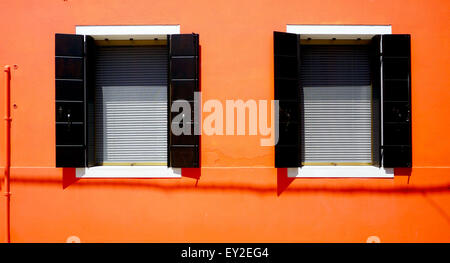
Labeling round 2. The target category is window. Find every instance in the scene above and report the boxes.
[55,26,200,176]
[300,43,375,166]
[274,27,411,177]
[94,43,168,166]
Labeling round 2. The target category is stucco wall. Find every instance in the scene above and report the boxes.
[0,0,449,242]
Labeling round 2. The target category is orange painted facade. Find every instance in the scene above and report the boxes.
[0,0,449,242]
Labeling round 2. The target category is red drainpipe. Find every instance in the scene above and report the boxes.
[3,65,11,243]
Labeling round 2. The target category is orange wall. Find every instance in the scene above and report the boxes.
[0,0,449,242]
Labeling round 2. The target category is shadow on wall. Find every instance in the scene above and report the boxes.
[277,168,295,196]
[62,168,79,189]
[395,168,413,183]
[61,167,202,190]
[181,168,202,180]
[11,167,446,197]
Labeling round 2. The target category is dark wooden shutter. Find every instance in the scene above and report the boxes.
[85,35,96,167]
[370,35,382,167]
[274,31,301,167]
[55,34,86,167]
[168,34,200,167]
[381,34,412,168]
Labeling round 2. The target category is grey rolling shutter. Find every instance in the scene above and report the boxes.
[168,34,200,167]
[55,34,86,167]
[94,45,168,165]
[274,32,301,167]
[380,34,412,168]
[300,45,373,165]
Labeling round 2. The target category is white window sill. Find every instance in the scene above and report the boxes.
[76,166,182,178]
[287,166,394,178]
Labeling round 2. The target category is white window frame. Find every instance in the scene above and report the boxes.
[286,25,391,39]
[286,24,393,178]
[75,25,181,178]
[75,25,180,40]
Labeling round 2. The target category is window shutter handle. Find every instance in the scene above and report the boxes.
[67,112,71,129]
[58,106,63,119]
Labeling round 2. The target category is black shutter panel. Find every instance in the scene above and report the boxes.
[370,35,382,167]
[381,34,412,168]
[85,35,96,167]
[168,34,200,168]
[274,31,301,167]
[55,33,86,167]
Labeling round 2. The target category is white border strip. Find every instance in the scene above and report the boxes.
[76,166,182,178]
[286,25,391,39]
[75,25,180,40]
[288,166,394,178]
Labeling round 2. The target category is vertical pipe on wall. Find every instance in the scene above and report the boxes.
[3,65,11,243]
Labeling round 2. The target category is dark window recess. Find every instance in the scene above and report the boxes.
[55,33,87,167]
[168,34,200,168]
[273,31,301,167]
[379,34,412,168]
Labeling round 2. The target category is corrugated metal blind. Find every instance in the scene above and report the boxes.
[300,45,373,165]
[95,45,167,165]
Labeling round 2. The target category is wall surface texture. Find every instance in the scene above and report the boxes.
[0,0,449,242]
